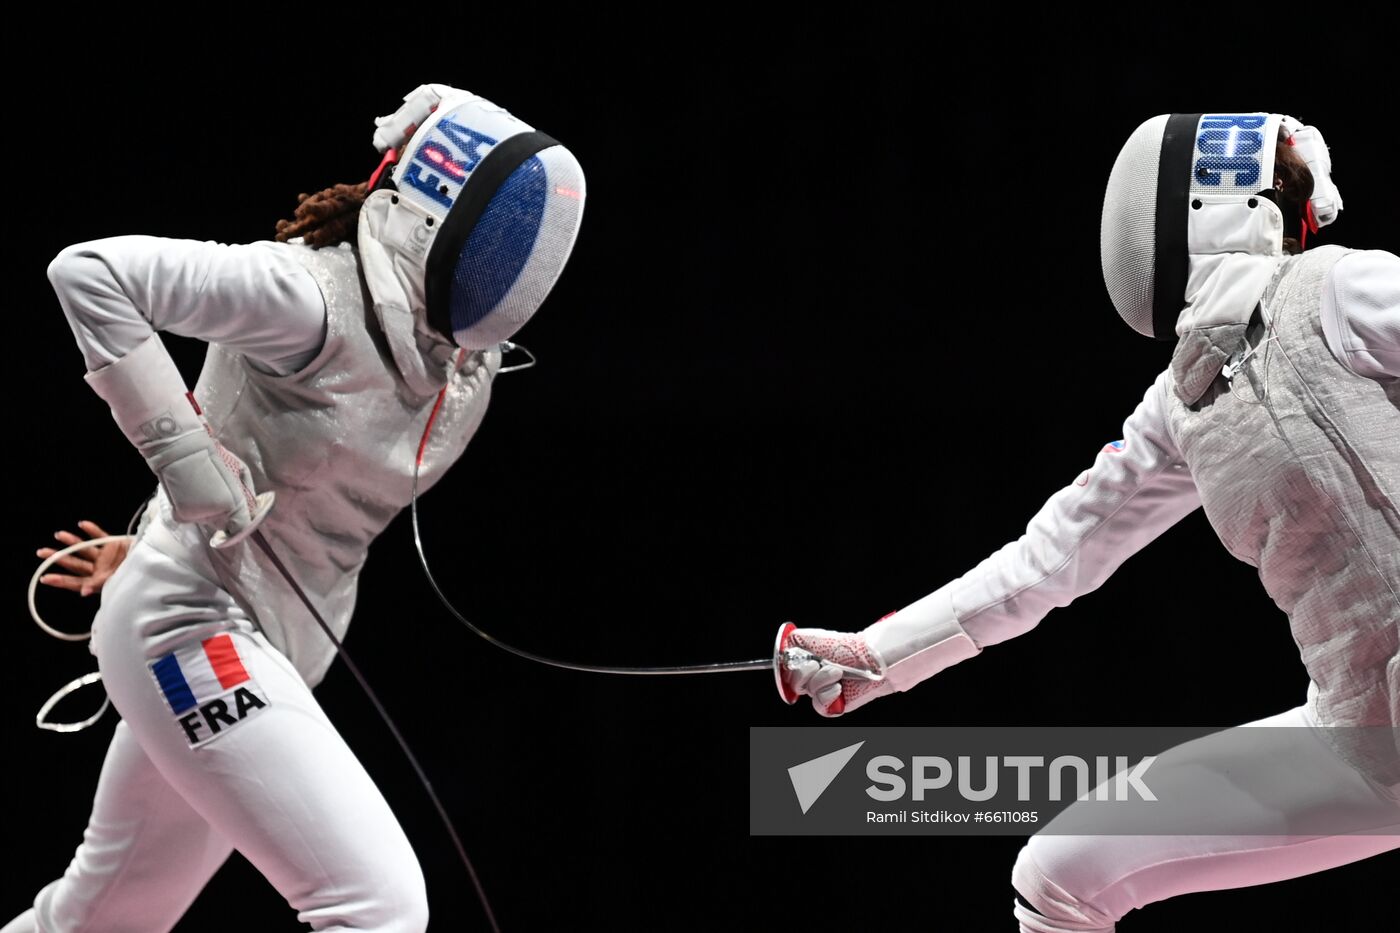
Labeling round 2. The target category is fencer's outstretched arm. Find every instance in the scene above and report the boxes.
[46,235,327,545]
[931,368,1201,650]
[784,368,1203,716]
[47,235,327,374]
[786,250,1398,715]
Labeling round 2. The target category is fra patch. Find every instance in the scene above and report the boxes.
[1075,440,1127,486]
[149,634,270,747]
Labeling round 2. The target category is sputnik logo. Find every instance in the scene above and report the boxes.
[788,742,865,814]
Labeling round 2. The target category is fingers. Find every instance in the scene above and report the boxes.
[52,529,111,557]
[784,658,821,694]
[77,519,112,539]
[53,530,85,548]
[807,665,845,695]
[791,664,847,717]
[35,547,95,575]
[786,661,845,697]
[39,520,124,572]
[39,573,90,594]
[812,664,840,714]
[813,680,844,714]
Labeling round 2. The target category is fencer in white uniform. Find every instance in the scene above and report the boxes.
[5,84,585,933]
[778,112,1399,931]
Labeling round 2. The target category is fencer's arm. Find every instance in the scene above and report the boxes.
[866,368,1202,692]
[46,235,327,541]
[47,235,326,375]
[875,245,1397,688]
[1319,249,1400,380]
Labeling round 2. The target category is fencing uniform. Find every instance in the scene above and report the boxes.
[10,83,585,932]
[777,111,1397,930]
[7,234,498,932]
[782,246,1399,932]
[1009,244,1400,933]
[162,239,498,688]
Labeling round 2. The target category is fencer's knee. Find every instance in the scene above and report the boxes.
[365,832,429,932]
[312,853,428,933]
[379,861,430,933]
[1010,838,1116,933]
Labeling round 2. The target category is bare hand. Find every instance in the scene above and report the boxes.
[36,520,131,597]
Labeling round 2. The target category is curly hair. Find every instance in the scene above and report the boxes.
[1274,128,1315,255]
[274,182,370,249]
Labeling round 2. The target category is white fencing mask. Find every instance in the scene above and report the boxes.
[1099,112,1342,402]
[358,84,586,395]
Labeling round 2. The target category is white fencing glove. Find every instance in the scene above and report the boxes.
[777,582,982,717]
[84,332,274,548]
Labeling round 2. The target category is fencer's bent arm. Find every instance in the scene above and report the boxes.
[47,235,328,540]
[1318,249,1400,380]
[47,235,327,375]
[866,369,1202,691]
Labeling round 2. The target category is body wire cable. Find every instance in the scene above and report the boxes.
[31,356,850,928]
[409,356,771,676]
[250,529,501,933]
[26,497,157,731]
[31,496,504,925]
[246,352,870,931]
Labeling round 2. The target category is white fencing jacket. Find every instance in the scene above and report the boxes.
[867,250,1398,708]
[49,235,498,684]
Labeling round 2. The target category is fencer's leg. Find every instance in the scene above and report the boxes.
[2,720,233,933]
[92,538,429,933]
[1008,705,1400,932]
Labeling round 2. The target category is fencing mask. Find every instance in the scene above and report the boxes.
[358,84,586,395]
[1099,113,1342,402]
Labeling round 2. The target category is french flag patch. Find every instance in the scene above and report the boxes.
[1102,439,1126,453]
[149,634,269,747]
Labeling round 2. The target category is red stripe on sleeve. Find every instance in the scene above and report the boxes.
[202,634,251,690]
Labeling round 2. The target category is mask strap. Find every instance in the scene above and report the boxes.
[1153,114,1202,340]
[1301,200,1319,250]
[367,147,399,193]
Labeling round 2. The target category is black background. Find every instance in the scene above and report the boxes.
[6,13,1397,932]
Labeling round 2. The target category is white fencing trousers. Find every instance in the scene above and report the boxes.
[6,536,428,932]
[1011,704,1400,932]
